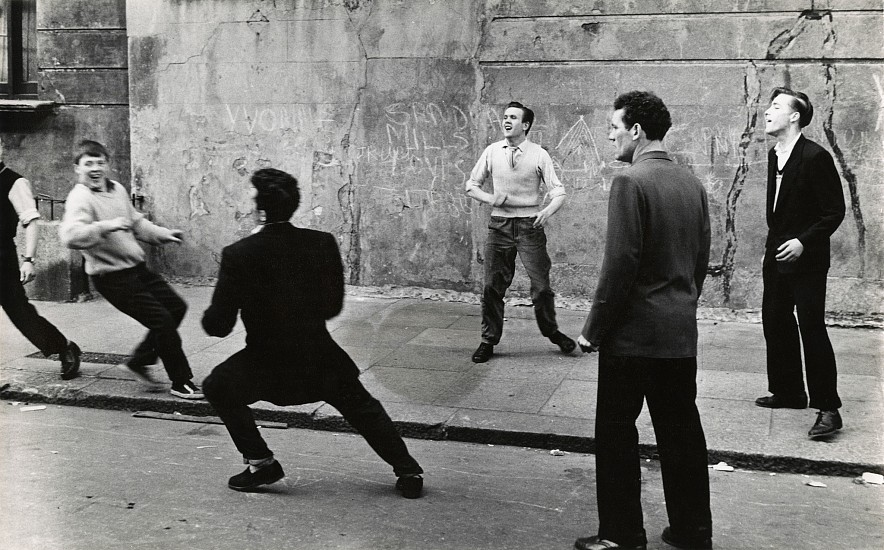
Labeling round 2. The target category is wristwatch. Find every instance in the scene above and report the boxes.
[22,257,35,263]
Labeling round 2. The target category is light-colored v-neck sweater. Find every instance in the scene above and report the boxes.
[59,181,175,275]
[466,139,566,217]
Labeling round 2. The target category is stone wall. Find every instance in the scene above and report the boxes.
[126,0,883,317]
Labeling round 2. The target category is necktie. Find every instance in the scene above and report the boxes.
[509,146,520,169]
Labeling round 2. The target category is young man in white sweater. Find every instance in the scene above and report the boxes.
[465,102,576,363]
[59,140,202,399]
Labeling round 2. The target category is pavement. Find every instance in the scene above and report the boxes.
[4,405,883,550]
[1,283,882,476]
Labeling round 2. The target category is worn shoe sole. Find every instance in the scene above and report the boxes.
[575,536,647,550]
[170,388,205,400]
[754,396,807,409]
[808,422,842,439]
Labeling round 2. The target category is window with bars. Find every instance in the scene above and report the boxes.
[1,0,38,99]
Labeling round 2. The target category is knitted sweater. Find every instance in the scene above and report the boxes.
[466,139,566,217]
[59,181,175,275]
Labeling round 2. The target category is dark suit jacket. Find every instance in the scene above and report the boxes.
[203,223,355,376]
[582,151,711,358]
[765,135,845,273]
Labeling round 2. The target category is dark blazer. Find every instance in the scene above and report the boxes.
[202,223,351,371]
[582,151,711,358]
[765,135,845,273]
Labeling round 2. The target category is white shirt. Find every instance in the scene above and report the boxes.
[773,133,801,211]
[4,176,41,226]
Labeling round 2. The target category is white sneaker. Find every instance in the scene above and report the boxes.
[170,380,204,400]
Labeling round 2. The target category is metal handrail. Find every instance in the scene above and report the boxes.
[33,193,64,221]
[33,192,145,221]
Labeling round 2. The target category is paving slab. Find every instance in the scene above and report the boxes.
[2,283,882,477]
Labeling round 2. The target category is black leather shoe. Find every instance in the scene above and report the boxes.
[754,393,807,409]
[550,331,577,354]
[575,536,647,550]
[228,461,285,491]
[472,343,494,363]
[60,341,81,380]
[808,409,842,439]
[395,474,423,499]
[661,527,712,549]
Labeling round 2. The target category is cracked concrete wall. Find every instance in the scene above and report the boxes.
[126,0,883,317]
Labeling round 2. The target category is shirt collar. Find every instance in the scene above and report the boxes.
[83,179,113,193]
[502,138,529,150]
[774,132,802,157]
[632,150,672,164]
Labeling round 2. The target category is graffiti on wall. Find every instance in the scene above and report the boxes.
[223,103,336,134]
[358,102,475,221]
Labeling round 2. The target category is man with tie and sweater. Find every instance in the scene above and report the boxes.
[755,88,846,439]
[465,101,576,363]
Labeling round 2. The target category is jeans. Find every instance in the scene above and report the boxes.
[91,263,192,383]
[481,216,558,344]
[203,345,423,477]
[595,354,711,547]
[0,245,68,356]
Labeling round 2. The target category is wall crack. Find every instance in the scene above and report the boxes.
[720,61,761,303]
[336,1,375,285]
[822,64,866,277]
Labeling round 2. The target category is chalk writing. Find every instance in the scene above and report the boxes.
[369,185,473,219]
[553,115,608,190]
[224,104,332,134]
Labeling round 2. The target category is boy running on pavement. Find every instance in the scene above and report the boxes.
[59,139,202,399]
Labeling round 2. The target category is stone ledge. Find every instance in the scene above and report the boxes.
[0,99,56,114]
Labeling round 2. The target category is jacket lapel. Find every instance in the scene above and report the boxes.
[772,135,805,216]
[767,148,777,220]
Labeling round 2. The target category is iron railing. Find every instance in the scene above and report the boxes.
[34,193,145,221]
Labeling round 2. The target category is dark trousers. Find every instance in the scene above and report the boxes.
[762,265,840,410]
[481,216,558,344]
[595,354,711,547]
[0,245,68,356]
[203,345,423,477]
[91,263,192,383]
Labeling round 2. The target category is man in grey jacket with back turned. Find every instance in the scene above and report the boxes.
[575,91,712,550]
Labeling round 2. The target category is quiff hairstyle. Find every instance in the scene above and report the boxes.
[770,87,814,128]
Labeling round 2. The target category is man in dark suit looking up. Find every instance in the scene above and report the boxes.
[755,88,846,440]
[574,91,712,550]
[202,168,424,497]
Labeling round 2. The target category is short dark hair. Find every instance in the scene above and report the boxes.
[506,101,535,134]
[771,87,813,128]
[613,91,672,141]
[251,168,301,222]
[74,139,110,164]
